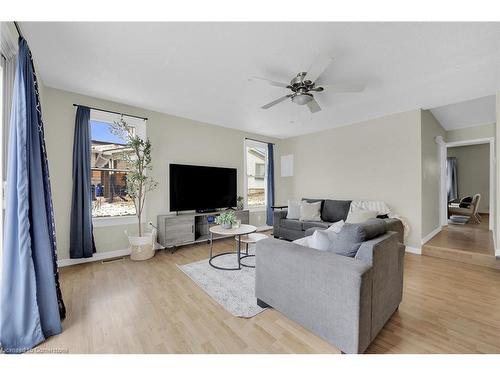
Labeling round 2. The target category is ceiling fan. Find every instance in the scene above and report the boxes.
[250,55,365,114]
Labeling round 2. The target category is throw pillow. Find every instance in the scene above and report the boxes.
[293,236,310,247]
[299,201,322,221]
[326,220,345,233]
[286,200,301,219]
[346,208,378,223]
[308,230,333,251]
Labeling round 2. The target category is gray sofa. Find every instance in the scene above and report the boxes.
[273,198,404,243]
[256,219,405,354]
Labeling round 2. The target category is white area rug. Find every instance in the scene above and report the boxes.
[178,250,266,318]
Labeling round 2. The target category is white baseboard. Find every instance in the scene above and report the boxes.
[421,226,442,245]
[58,228,272,267]
[405,246,422,255]
[58,248,132,267]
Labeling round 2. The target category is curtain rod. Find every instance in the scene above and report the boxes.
[14,21,23,39]
[244,137,275,145]
[72,104,148,121]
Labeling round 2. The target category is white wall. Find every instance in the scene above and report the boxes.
[446,123,495,142]
[421,110,446,239]
[42,86,278,260]
[496,92,500,255]
[276,110,423,248]
[447,144,490,213]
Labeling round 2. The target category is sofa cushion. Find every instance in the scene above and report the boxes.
[329,218,387,257]
[322,199,352,222]
[302,198,324,212]
[286,200,301,219]
[299,201,322,221]
[301,221,330,231]
[280,218,303,231]
[346,208,378,223]
[308,230,332,251]
[359,218,388,240]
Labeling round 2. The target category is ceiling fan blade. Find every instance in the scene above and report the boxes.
[315,83,365,92]
[306,98,321,113]
[249,76,290,88]
[261,94,293,109]
[306,55,334,83]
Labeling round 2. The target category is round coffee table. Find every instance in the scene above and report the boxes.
[236,233,270,268]
[209,224,257,270]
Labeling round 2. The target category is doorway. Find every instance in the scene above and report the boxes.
[422,137,497,269]
[439,137,494,231]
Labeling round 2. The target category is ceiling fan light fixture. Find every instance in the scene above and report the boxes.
[292,93,313,106]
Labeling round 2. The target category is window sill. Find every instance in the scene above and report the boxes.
[247,206,267,213]
[92,215,138,227]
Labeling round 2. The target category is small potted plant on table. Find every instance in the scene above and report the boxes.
[215,211,237,229]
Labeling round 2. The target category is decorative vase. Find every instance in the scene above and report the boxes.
[221,222,232,229]
[237,201,244,210]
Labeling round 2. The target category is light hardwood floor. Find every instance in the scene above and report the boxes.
[422,214,500,269]
[38,237,500,354]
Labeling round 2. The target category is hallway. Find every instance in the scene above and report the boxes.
[422,214,499,269]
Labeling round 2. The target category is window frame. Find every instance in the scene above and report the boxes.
[89,109,147,227]
[243,138,268,212]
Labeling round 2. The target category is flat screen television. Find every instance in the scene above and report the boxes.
[169,164,237,212]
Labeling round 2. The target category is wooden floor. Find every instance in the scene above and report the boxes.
[422,214,500,269]
[38,236,500,354]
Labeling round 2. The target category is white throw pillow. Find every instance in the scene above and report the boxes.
[293,236,310,247]
[326,220,345,233]
[299,201,322,221]
[308,230,333,251]
[346,208,378,223]
[286,200,301,219]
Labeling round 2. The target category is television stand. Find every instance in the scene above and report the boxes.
[157,209,250,250]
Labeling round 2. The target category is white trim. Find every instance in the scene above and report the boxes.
[90,109,146,130]
[405,246,422,255]
[439,137,495,231]
[248,206,266,212]
[58,248,132,267]
[92,215,139,227]
[445,137,494,148]
[421,226,442,245]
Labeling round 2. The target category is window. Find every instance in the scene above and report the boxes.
[254,163,265,179]
[244,139,268,209]
[90,110,146,218]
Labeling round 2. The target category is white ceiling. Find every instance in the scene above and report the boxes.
[21,22,500,138]
[429,95,497,130]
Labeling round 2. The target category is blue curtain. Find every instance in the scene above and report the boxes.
[69,106,96,258]
[266,143,275,226]
[0,38,64,353]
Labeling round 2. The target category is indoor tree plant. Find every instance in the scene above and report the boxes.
[112,117,158,260]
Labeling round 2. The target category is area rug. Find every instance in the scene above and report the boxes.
[177,252,266,318]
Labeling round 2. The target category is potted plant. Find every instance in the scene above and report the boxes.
[215,211,237,229]
[112,117,158,261]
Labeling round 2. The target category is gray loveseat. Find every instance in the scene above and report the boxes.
[273,198,403,243]
[256,219,405,354]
